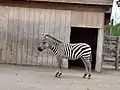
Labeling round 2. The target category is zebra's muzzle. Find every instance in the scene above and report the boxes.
[37,47,43,52]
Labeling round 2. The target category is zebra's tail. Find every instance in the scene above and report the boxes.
[90,53,92,63]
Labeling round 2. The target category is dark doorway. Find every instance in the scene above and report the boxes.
[69,27,98,69]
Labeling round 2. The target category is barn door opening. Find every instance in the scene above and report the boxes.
[69,27,98,70]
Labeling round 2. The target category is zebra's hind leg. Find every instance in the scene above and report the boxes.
[82,56,92,79]
[81,57,88,79]
[86,60,92,79]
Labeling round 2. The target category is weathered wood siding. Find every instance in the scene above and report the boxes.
[0,6,8,63]
[0,6,71,67]
[0,4,105,70]
[71,11,104,28]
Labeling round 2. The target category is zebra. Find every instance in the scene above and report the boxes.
[37,34,92,79]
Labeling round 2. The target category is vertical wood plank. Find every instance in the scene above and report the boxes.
[0,7,2,61]
[24,8,30,65]
[2,6,9,63]
[5,7,9,63]
[115,37,120,70]
[52,9,61,67]
[45,9,52,66]
[71,11,83,27]
[26,8,30,65]
[54,10,61,40]
[16,7,22,65]
[83,11,88,27]
[27,8,33,65]
[18,8,25,65]
[63,10,71,68]
[14,7,19,64]
[52,9,57,67]
[59,10,66,42]
[97,12,104,28]
[80,11,84,27]
[31,8,40,66]
[38,9,45,65]
[65,10,71,43]
[32,8,39,65]
[0,6,8,63]
[42,9,48,66]
[20,7,26,65]
[36,9,42,66]
[10,7,15,64]
[31,8,36,65]
[87,12,95,27]
[43,9,51,66]
[48,9,56,66]
[28,8,34,65]
[24,8,29,65]
[13,7,19,64]
[4,7,9,63]
[60,10,67,68]
[7,7,14,64]
[92,12,98,28]
[0,6,4,62]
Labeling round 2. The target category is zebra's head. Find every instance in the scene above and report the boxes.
[37,34,62,52]
[37,34,49,52]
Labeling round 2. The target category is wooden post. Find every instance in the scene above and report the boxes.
[115,36,120,70]
[95,28,104,72]
[0,48,3,63]
[0,49,2,60]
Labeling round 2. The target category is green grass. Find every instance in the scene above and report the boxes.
[104,23,120,36]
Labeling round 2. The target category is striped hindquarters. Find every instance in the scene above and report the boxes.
[64,43,91,59]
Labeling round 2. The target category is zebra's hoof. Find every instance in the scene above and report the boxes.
[55,72,62,78]
[55,72,59,77]
[82,74,87,79]
[58,72,62,78]
[88,74,91,79]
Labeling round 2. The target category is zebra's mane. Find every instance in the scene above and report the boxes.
[45,34,62,43]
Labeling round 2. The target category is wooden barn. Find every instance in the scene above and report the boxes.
[0,0,113,72]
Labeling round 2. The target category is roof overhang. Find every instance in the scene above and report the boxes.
[27,0,113,6]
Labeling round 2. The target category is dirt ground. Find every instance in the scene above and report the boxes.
[0,64,120,90]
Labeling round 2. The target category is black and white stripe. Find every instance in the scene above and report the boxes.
[37,34,92,79]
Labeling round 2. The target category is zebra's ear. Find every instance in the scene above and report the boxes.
[40,33,46,38]
[41,33,49,39]
[44,34,49,39]
[41,33,45,36]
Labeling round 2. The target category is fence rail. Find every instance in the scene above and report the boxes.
[103,35,120,70]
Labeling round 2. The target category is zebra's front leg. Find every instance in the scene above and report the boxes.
[55,58,63,78]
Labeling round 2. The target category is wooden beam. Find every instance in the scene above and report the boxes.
[27,0,113,6]
[115,36,120,70]
[95,28,104,72]
[0,1,109,12]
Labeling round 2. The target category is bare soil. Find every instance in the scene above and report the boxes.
[0,64,120,90]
